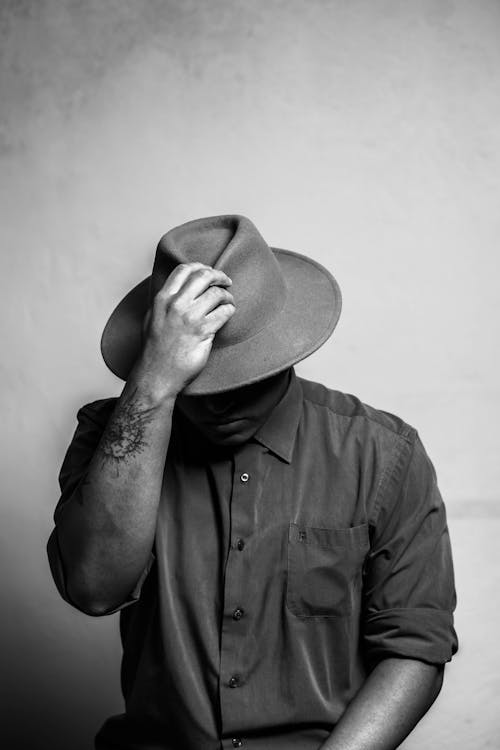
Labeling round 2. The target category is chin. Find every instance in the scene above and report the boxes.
[211,435,250,447]
[201,428,254,447]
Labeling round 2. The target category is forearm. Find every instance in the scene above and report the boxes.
[319,658,444,750]
[56,369,176,614]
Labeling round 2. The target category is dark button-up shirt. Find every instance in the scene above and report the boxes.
[47,369,458,750]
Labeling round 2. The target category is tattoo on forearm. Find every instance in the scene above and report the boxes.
[97,388,157,475]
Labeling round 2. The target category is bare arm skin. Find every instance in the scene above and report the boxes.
[319,658,444,750]
[55,262,235,615]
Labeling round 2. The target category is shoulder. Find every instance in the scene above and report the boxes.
[297,376,415,443]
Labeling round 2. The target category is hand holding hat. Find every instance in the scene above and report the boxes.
[133,262,236,402]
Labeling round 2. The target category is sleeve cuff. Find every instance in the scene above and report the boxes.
[363,607,458,668]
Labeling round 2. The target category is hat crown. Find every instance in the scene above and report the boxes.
[152,215,287,347]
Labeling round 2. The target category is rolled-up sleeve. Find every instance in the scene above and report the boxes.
[47,399,155,614]
[362,430,458,669]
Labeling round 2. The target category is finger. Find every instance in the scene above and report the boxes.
[160,262,209,298]
[176,266,232,304]
[151,263,210,323]
[192,286,235,316]
[202,303,236,336]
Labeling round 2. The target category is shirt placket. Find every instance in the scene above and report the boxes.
[219,442,261,750]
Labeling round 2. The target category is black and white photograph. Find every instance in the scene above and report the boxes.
[1,2,498,749]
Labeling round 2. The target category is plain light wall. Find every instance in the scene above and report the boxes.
[1,1,499,748]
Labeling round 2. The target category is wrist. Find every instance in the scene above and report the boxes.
[125,361,181,408]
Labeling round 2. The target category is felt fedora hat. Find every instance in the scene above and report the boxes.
[101,215,342,395]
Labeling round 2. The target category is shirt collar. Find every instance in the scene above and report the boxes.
[252,368,303,463]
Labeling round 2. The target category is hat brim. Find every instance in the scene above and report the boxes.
[101,248,341,395]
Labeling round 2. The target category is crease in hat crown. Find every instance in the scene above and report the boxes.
[152,215,287,348]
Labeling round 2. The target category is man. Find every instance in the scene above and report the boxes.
[47,215,458,750]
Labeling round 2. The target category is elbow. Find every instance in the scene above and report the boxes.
[47,529,126,616]
[64,575,127,616]
[66,586,117,617]
[79,602,121,617]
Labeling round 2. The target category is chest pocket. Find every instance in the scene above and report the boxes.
[286,521,370,618]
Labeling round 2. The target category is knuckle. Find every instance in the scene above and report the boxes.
[170,263,188,279]
[213,286,232,301]
[199,321,212,337]
[153,289,169,306]
[169,294,183,313]
[212,303,234,326]
[187,262,206,273]
[182,308,199,327]
[206,285,222,300]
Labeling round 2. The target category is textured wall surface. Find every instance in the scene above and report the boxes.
[1,1,499,748]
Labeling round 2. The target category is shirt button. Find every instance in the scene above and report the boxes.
[236,538,245,551]
[232,739,243,748]
[228,675,241,688]
[240,472,250,483]
[233,607,244,620]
